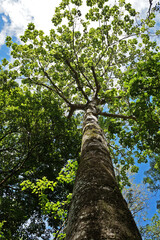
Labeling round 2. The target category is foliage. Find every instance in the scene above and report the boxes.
[21,160,77,239]
[123,172,160,240]
[4,0,160,184]
[141,211,160,240]
[144,157,160,192]
[0,84,81,239]
[0,221,6,239]
[21,160,77,219]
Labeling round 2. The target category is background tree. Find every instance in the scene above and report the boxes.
[123,171,160,240]
[0,81,81,239]
[141,211,160,240]
[123,174,150,225]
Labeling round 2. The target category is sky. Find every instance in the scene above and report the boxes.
[0,0,160,237]
[0,0,158,47]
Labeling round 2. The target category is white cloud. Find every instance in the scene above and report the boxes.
[127,0,148,13]
[0,0,60,45]
[2,15,8,23]
[0,0,159,46]
[126,0,158,12]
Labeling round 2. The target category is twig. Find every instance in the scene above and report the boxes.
[54,219,67,240]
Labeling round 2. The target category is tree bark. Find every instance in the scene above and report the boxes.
[65,100,142,240]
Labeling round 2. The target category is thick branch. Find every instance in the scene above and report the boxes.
[148,0,153,16]
[42,71,72,106]
[67,103,86,118]
[29,77,72,106]
[78,66,95,91]
[65,59,89,102]
[91,66,101,99]
[71,22,95,92]
[97,110,136,121]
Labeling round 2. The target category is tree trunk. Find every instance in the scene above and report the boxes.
[65,100,142,240]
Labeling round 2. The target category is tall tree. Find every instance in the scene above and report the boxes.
[65,100,141,239]
[1,0,160,238]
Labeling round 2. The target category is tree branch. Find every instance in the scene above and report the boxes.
[34,58,73,106]
[67,103,86,118]
[0,144,39,187]
[91,66,101,99]
[65,59,89,102]
[54,219,67,240]
[97,110,136,121]
[71,21,94,92]
[28,77,72,106]
[0,129,19,142]
[42,71,72,106]
[148,0,153,17]
[79,66,95,91]
[96,33,138,67]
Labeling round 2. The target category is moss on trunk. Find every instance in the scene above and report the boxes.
[65,100,142,240]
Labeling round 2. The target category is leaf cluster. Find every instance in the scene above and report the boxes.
[0,85,81,239]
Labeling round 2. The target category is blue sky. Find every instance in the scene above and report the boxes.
[134,161,159,226]
[0,0,160,237]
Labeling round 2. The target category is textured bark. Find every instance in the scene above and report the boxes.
[65,100,142,240]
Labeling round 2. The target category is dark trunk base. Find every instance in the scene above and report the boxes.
[66,157,142,240]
